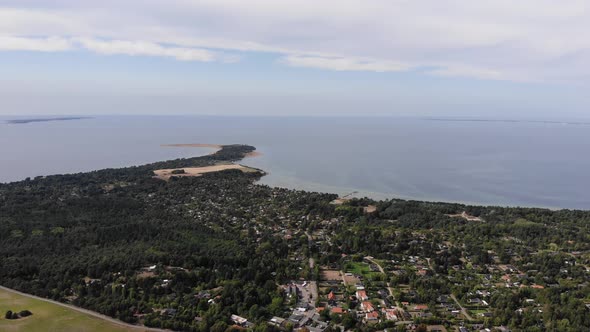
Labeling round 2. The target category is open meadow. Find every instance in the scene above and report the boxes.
[0,287,147,332]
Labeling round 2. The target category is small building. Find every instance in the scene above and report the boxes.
[361,301,375,312]
[365,311,379,321]
[356,290,369,301]
[231,314,248,326]
[331,307,344,315]
[414,304,428,311]
[269,316,285,327]
[383,308,398,321]
[328,291,335,301]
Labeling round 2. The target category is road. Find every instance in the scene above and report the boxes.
[450,293,474,321]
[425,258,474,321]
[0,286,171,332]
[364,257,395,302]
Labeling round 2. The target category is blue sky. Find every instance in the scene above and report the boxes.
[1,1,589,117]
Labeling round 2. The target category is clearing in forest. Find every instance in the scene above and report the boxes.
[153,164,258,180]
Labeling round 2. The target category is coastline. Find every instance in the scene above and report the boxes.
[0,143,571,210]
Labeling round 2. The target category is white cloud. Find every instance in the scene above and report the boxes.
[0,35,72,52]
[281,55,409,72]
[429,65,504,81]
[0,1,589,82]
[77,38,215,62]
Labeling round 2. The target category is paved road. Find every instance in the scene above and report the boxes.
[0,286,171,332]
[425,258,474,321]
[364,256,395,300]
[450,293,474,321]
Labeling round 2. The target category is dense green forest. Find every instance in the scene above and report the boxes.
[1,145,589,331]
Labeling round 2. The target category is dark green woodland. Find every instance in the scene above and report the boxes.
[1,145,589,331]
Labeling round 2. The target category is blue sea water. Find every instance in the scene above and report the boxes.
[1,115,589,209]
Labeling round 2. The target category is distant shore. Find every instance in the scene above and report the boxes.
[162,143,263,158]
[6,117,92,124]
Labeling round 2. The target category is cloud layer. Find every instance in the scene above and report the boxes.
[1,1,589,82]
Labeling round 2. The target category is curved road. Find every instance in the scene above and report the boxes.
[364,257,395,300]
[425,258,474,321]
[0,286,171,332]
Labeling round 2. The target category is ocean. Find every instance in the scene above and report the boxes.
[1,115,589,209]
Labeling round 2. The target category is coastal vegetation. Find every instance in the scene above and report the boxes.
[0,144,589,331]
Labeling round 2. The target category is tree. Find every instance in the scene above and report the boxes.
[19,310,32,317]
[210,321,228,332]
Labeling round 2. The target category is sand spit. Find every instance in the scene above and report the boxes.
[244,151,263,158]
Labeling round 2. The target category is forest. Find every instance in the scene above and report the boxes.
[1,144,589,331]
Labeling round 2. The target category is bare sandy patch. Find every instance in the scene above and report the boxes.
[446,211,483,222]
[364,205,377,213]
[321,270,343,282]
[344,274,361,285]
[330,198,350,205]
[154,164,258,180]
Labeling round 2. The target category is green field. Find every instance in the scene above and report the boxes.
[0,288,141,332]
[345,261,384,280]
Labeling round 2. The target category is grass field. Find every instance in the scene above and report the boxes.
[0,288,140,332]
[345,262,384,280]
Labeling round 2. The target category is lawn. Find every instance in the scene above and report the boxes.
[0,288,140,332]
[345,262,384,280]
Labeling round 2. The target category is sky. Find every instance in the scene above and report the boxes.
[1,0,589,117]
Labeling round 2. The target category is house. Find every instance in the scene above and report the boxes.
[288,314,304,326]
[331,307,344,315]
[356,290,369,301]
[468,298,483,305]
[365,311,379,321]
[269,316,285,327]
[383,308,398,321]
[361,301,375,312]
[231,314,248,326]
[414,304,428,311]
[328,291,335,300]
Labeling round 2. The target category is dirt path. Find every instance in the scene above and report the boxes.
[450,293,474,321]
[0,286,171,332]
[364,257,395,301]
